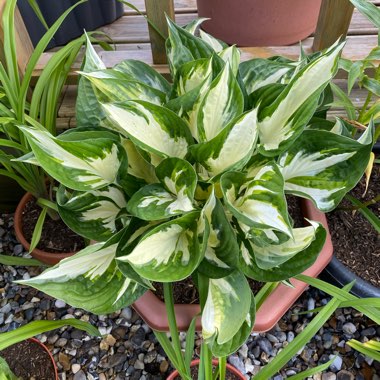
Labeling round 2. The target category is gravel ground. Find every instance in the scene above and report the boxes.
[1,213,380,380]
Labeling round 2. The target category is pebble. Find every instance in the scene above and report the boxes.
[342,322,356,335]
[120,307,132,321]
[329,355,343,372]
[228,354,246,374]
[336,370,354,380]
[322,373,337,380]
[71,364,81,374]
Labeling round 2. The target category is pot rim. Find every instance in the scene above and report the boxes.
[132,198,333,332]
[25,338,59,380]
[14,192,76,264]
[167,359,245,380]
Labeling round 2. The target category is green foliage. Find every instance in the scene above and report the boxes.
[16,18,376,380]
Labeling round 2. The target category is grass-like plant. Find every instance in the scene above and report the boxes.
[15,18,376,379]
[0,319,99,380]
[0,0,95,250]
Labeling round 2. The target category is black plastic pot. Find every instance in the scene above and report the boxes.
[18,0,123,49]
[321,257,380,298]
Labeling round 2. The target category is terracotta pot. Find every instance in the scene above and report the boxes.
[29,338,59,380]
[132,199,333,332]
[167,359,245,380]
[14,192,76,265]
[196,0,322,46]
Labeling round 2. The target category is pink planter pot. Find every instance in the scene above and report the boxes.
[196,0,322,46]
[132,199,333,332]
[14,192,76,265]
[167,359,245,380]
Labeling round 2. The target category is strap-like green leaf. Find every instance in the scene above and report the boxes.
[0,319,100,351]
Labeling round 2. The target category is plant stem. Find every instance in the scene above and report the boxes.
[163,282,188,377]
[218,357,226,380]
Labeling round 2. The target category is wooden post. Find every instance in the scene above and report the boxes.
[0,1,34,77]
[145,0,175,64]
[312,0,354,51]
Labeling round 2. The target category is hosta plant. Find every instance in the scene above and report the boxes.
[17,18,375,379]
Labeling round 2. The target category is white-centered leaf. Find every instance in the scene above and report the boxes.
[118,212,204,282]
[199,29,227,53]
[197,63,244,142]
[202,271,251,345]
[221,164,292,236]
[247,221,322,269]
[218,46,240,76]
[103,100,193,159]
[257,41,344,155]
[17,242,146,314]
[57,185,127,241]
[190,108,259,179]
[198,190,239,278]
[19,127,125,191]
[239,58,295,95]
[79,69,167,105]
[278,124,374,211]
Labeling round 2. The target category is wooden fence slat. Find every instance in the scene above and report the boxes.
[144,0,175,64]
[313,0,355,51]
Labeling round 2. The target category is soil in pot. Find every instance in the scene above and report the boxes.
[0,339,56,380]
[22,197,85,254]
[326,161,380,288]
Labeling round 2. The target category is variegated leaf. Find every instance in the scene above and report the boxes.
[207,294,255,357]
[197,190,239,278]
[118,212,204,282]
[257,41,344,156]
[202,271,251,346]
[242,221,323,270]
[122,139,157,183]
[218,46,240,76]
[278,123,374,211]
[19,127,126,191]
[220,164,292,236]
[183,17,208,34]
[76,35,106,128]
[114,59,171,94]
[79,69,167,104]
[197,63,244,142]
[103,100,194,159]
[190,108,259,179]
[239,223,326,281]
[127,183,194,221]
[57,185,127,241]
[156,157,197,200]
[166,16,213,75]
[239,58,295,95]
[17,242,146,314]
[199,29,227,53]
[173,58,213,97]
